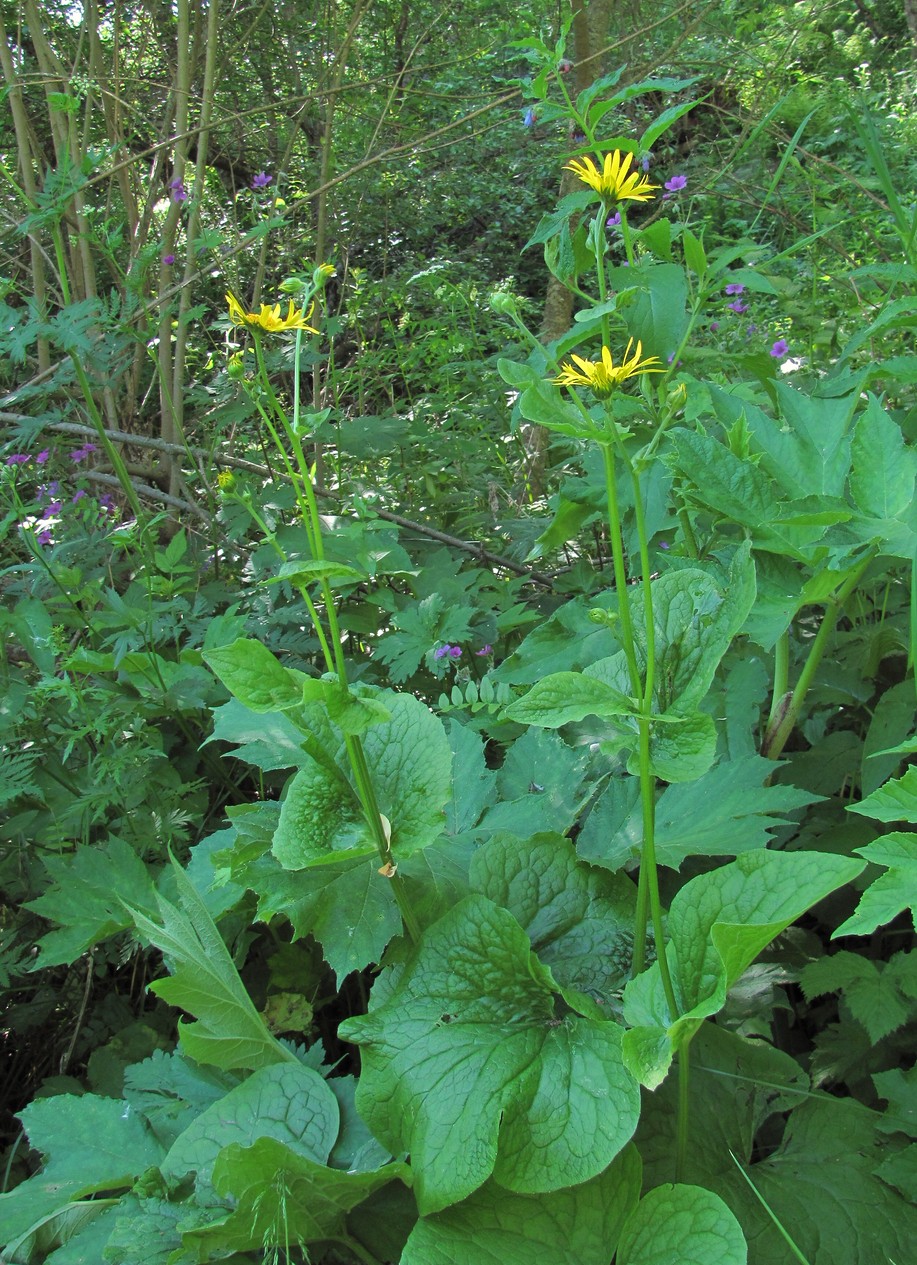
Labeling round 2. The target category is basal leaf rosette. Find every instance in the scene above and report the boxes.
[339,895,640,1215]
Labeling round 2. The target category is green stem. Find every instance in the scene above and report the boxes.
[767,631,789,730]
[763,552,875,760]
[599,442,641,697]
[676,505,700,559]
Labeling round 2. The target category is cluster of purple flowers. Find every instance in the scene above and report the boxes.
[717,282,790,360]
[169,178,187,203]
[4,443,115,546]
[432,643,492,661]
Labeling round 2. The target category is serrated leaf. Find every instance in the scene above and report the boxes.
[161,1063,339,1196]
[204,638,306,712]
[401,1144,641,1265]
[126,859,297,1071]
[205,698,309,770]
[801,951,912,1043]
[849,394,917,519]
[617,1184,747,1265]
[339,895,640,1214]
[636,708,716,783]
[250,852,401,984]
[181,1137,410,1259]
[0,1096,163,1246]
[835,833,917,936]
[269,559,365,584]
[26,837,157,969]
[849,766,917,822]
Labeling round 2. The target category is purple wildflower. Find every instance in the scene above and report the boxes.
[70,443,98,464]
[724,283,744,296]
[251,171,272,188]
[448,646,462,659]
[433,645,451,660]
[641,154,652,173]
[727,299,748,314]
[36,449,50,464]
[163,254,176,266]
[709,321,720,332]
[523,107,537,128]
[606,211,622,228]
[5,453,30,465]
[664,174,686,192]
[72,490,87,503]
[99,493,115,512]
[659,541,670,551]
[169,178,187,203]
[475,645,492,656]
[41,500,62,518]
[770,338,789,358]
[37,529,52,546]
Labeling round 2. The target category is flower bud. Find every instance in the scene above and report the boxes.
[217,469,236,492]
[490,291,519,318]
[226,352,246,380]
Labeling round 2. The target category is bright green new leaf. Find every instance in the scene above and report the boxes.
[503,671,635,727]
[848,765,917,822]
[268,558,365,584]
[205,698,309,771]
[401,1145,641,1265]
[617,1184,747,1265]
[340,895,640,1214]
[181,1137,410,1259]
[683,227,707,277]
[127,859,298,1071]
[0,1095,163,1247]
[203,638,306,712]
[274,761,374,867]
[622,851,864,1087]
[161,1063,339,1195]
[834,832,917,936]
[636,708,717,783]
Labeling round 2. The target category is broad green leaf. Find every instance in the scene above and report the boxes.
[0,1095,163,1246]
[683,227,707,277]
[617,1184,746,1265]
[123,1050,240,1149]
[801,950,915,1043]
[340,895,640,1213]
[250,851,401,984]
[443,719,496,834]
[492,593,619,685]
[848,765,917,822]
[717,1098,917,1265]
[834,832,917,936]
[850,394,917,519]
[503,672,635,727]
[637,708,716,783]
[622,851,864,1086]
[273,691,452,867]
[127,859,298,1071]
[162,1063,339,1195]
[321,679,391,734]
[269,558,365,584]
[205,698,309,771]
[614,262,689,361]
[203,638,307,712]
[26,837,157,969]
[861,680,917,795]
[582,755,817,870]
[476,728,596,839]
[470,832,636,1001]
[181,1138,410,1259]
[401,1144,641,1265]
[98,1196,187,1265]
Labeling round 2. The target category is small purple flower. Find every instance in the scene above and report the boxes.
[70,443,98,464]
[727,299,748,314]
[169,178,187,203]
[770,338,789,358]
[523,107,537,128]
[162,254,176,266]
[36,449,50,464]
[659,541,670,551]
[475,645,492,656]
[709,321,720,332]
[433,645,450,660]
[251,171,272,188]
[72,489,87,503]
[448,646,462,659]
[5,453,30,465]
[641,154,652,173]
[606,211,622,229]
[41,500,62,518]
[724,283,744,296]
[99,493,115,512]
[37,529,52,546]
[664,174,686,192]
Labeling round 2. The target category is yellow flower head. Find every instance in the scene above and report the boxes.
[553,340,663,398]
[564,150,659,204]
[217,469,236,491]
[226,292,318,334]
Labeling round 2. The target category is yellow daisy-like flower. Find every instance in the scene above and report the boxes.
[226,292,318,334]
[553,340,663,398]
[564,150,659,204]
